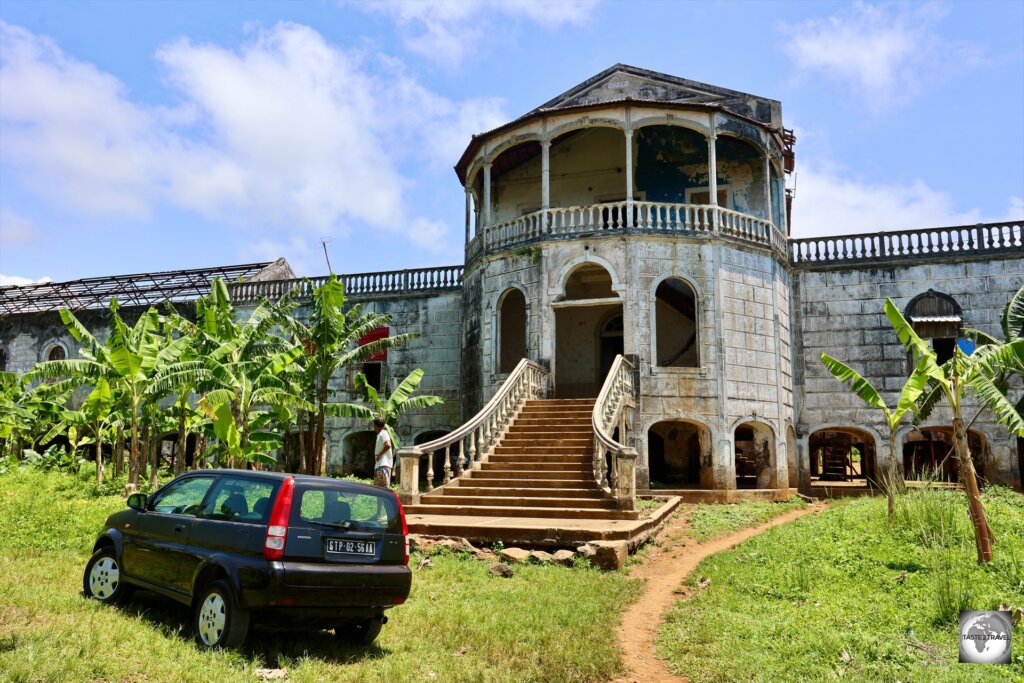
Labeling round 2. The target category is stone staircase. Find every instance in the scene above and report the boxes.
[406,398,640,522]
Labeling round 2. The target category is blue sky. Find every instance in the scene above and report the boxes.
[1,0,1022,284]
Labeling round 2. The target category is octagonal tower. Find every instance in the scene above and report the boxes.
[456,65,797,495]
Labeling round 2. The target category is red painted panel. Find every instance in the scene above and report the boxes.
[359,326,389,361]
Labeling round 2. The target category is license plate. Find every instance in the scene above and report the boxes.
[325,539,376,556]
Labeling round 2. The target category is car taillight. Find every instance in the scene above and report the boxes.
[264,477,295,560]
[392,490,409,566]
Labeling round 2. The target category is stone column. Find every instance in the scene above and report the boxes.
[464,187,472,244]
[763,154,773,224]
[541,140,551,232]
[483,161,492,249]
[707,130,719,233]
[624,128,634,228]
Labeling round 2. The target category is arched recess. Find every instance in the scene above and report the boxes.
[714,135,769,218]
[635,125,710,204]
[562,262,617,300]
[734,421,776,489]
[906,290,962,365]
[786,425,798,489]
[548,126,628,211]
[654,277,699,367]
[903,427,988,483]
[414,430,456,487]
[808,427,878,487]
[497,287,527,373]
[41,339,68,363]
[343,431,377,479]
[489,140,544,225]
[647,419,713,488]
[554,260,623,398]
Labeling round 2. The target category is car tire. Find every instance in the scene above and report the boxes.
[194,579,250,649]
[82,547,133,604]
[335,618,383,645]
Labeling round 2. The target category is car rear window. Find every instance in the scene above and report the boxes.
[293,484,399,532]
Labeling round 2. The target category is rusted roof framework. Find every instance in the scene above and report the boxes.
[0,262,273,315]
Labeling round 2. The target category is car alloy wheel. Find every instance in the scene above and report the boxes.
[194,579,250,649]
[83,548,133,604]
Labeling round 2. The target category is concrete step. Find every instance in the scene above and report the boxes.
[477,461,591,472]
[488,453,591,463]
[443,486,604,499]
[523,399,595,407]
[493,446,592,456]
[473,469,592,481]
[463,476,600,489]
[512,417,592,426]
[418,494,617,510]
[505,424,593,434]
[405,503,636,520]
[500,438,592,447]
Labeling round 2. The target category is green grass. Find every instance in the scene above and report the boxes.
[685,497,807,542]
[658,488,1024,682]
[0,468,642,682]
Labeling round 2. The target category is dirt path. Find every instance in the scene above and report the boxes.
[611,504,824,683]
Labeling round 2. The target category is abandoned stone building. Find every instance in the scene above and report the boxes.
[2,66,1022,534]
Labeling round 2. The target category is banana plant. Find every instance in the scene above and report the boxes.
[821,342,936,520]
[28,299,191,492]
[886,297,1024,564]
[279,274,415,475]
[349,368,445,468]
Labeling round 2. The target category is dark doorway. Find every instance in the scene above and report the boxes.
[599,315,624,383]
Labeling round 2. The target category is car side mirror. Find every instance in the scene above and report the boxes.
[127,493,148,511]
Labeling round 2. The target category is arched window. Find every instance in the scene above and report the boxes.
[655,277,698,367]
[498,288,527,373]
[906,290,961,365]
[47,344,66,361]
[0,346,6,372]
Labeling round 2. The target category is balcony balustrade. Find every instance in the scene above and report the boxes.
[468,200,786,262]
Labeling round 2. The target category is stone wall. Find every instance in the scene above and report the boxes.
[793,254,1024,489]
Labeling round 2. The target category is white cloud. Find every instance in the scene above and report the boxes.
[790,160,1024,237]
[356,0,599,67]
[0,273,52,287]
[780,1,986,110]
[0,21,508,258]
[0,207,37,246]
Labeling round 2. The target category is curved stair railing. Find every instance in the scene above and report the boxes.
[593,354,639,511]
[398,358,548,504]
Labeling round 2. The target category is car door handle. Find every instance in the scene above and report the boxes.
[174,524,186,532]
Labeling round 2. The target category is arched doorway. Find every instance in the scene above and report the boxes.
[648,420,713,488]
[735,421,775,489]
[554,263,622,398]
[808,427,877,488]
[903,427,988,483]
[498,288,527,373]
[343,431,377,478]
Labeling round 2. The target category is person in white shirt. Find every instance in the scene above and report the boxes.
[372,417,393,488]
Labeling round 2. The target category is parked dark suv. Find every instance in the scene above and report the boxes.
[83,470,411,647]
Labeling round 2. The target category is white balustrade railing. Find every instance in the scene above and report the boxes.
[398,358,547,504]
[473,202,785,263]
[592,354,638,511]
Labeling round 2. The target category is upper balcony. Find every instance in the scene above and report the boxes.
[454,65,791,263]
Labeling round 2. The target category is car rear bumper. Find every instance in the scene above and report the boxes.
[238,560,412,610]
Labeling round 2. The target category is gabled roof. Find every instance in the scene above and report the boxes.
[455,64,783,183]
[0,259,293,315]
[529,64,780,124]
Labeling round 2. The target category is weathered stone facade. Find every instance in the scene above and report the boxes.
[2,65,1021,492]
